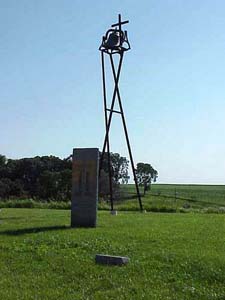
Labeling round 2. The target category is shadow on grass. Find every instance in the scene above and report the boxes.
[0,225,70,236]
[1,217,24,221]
[148,193,225,207]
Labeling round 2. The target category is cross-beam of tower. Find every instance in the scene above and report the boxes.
[99,14,143,212]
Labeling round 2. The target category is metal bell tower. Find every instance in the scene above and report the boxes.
[99,14,143,212]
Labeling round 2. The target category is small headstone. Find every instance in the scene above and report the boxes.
[95,254,129,266]
[71,148,99,228]
[110,210,118,215]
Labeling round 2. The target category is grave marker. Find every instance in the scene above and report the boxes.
[71,148,99,227]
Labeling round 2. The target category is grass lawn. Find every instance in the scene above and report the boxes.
[1,209,225,299]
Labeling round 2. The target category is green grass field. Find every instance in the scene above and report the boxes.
[150,184,225,205]
[100,184,225,213]
[1,208,225,299]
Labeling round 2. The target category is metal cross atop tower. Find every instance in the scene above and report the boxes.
[112,14,129,28]
[99,14,143,212]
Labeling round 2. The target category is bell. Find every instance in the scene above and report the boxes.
[105,31,120,49]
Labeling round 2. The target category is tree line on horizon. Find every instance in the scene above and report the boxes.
[0,154,158,201]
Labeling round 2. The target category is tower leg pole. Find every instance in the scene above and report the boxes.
[99,52,124,173]
[100,51,114,211]
[109,53,143,211]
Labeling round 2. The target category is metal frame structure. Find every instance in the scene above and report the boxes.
[99,14,143,212]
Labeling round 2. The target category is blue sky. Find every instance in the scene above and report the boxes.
[1,0,225,184]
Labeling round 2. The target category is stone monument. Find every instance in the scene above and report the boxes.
[71,148,99,227]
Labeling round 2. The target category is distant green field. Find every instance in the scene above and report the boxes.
[109,184,225,212]
[151,184,225,205]
[1,209,225,299]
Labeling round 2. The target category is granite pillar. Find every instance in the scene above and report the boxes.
[71,148,99,227]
